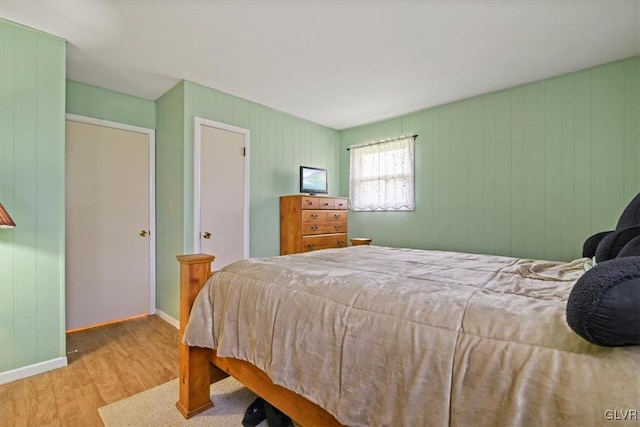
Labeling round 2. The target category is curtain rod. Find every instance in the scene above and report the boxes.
[346,134,418,151]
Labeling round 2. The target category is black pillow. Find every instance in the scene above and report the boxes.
[566,256,640,346]
[616,192,640,229]
[582,230,612,258]
[594,225,640,262]
[618,235,640,258]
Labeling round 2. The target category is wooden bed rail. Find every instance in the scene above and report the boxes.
[176,253,342,426]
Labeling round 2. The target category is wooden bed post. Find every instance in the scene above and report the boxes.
[175,253,342,426]
[175,254,216,418]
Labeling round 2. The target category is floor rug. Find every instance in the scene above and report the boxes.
[99,377,267,426]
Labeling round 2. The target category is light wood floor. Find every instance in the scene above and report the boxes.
[0,315,179,426]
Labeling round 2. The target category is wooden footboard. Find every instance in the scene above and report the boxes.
[176,254,342,426]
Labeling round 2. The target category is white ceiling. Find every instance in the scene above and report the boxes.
[1,0,639,130]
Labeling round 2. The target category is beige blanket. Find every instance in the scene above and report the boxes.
[184,246,640,427]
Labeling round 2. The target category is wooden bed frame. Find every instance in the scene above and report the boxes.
[175,254,342,426]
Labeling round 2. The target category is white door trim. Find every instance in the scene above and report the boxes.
[193,117,250,258]
[65,113,156,315]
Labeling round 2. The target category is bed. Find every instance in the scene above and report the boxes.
[176,246,640,426]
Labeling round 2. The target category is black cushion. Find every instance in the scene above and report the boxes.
[566,256,640,346]
[616,193,640,229]
[595,225,640,262]
[582,231,612,258]
[618,235,640,258]
[582,193,640,258]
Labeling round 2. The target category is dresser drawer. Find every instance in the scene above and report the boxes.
[317,198,335,209]
[302,210,324,222]
[301,234,348,252]
[332,198,347,209]
[302,220,347,235]
[302,211,347,224]
[325,211,346,221]
[316,198,348,210]
[301,197,319,209]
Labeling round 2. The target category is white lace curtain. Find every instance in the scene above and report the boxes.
[348,136,415,211]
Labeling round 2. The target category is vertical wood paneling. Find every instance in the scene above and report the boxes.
[66,80,155,129]
[560,76,576,260]
[522,82,546,259]
[449,102,469,251]
[0,19,17,373]
[623,59,639,203]
[510,88,525,257]
[248,104,262,235]
[467,97,485,254]
[543,77,563,260]
[13,26,39,367]
[421,112,435,248]
[0,19,65,373]
[591,63,624,230]
[494,90,512,256]
[438,107,451,250]
[36,34,65,362]
[339,57,639,261]
[155,82,185,320]
[482,95,497,255]
[573,70,593,254]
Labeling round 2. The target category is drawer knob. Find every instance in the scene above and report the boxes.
[337,241,344,245]
[311,214,318,219]
[334,214,341,219]
[323,202,329,206]
[311,225,319,231]
[334,225,341,230]
[307,243,316,249]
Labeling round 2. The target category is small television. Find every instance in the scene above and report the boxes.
[300,166,328,195]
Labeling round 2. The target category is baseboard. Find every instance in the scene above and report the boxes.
[66,313,149,333]
[155,309,179,329]
[0,356,68,385]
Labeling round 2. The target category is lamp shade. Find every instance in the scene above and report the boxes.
[0,203,16,228]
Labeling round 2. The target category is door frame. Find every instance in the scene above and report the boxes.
[65,113,156,315]
[193,117,250,257]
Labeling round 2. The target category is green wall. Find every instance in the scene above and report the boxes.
[340,57,640,261]
[0,20,66,372]
[154,81,340,319]
[155,81,185,319]
[66,80,156,129]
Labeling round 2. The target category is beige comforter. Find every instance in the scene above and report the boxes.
[184,246,640,427]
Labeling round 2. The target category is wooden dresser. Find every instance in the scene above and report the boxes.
[280,195,348,255]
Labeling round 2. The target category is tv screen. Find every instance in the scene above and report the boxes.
[300,166,328,194]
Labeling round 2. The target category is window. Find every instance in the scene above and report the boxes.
[348,135,415,211]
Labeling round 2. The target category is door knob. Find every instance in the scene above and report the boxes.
[139,230,149,237]
[203,232,212,239]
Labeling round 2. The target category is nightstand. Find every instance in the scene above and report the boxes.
[350,238,372,246]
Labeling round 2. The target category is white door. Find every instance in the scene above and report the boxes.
[66,119,152,331]
[196,120,248,271]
